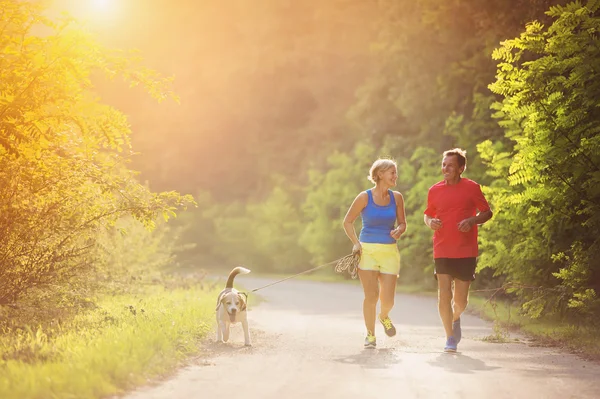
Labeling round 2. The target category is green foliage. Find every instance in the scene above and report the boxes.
[483,0,600,320]
[109,0,379,199]
[300,143,377,264]
[301,140,439,279]
[172,0,560,286]
[348,0,555,174]
[248,186,311,272]
[211,184,311,272]
[93,216,190,292]
[166,0,600,329]
[393,146,441,282]
[0,1,194,304]
[179,184,311,273]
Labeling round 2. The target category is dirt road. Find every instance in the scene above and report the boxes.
[125,277,600,399]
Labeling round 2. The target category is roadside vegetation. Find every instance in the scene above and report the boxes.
[2,1,599,398]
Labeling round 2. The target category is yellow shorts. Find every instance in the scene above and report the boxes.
[358,242,401,275]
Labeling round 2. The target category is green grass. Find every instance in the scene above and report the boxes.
[468,294,600,359]
[0,285,219,399]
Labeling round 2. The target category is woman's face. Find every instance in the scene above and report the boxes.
[378,165,397,187]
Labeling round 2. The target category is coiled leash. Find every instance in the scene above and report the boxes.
[248,252,360,294]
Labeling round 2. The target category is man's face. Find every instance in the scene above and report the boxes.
[442,155,464,181]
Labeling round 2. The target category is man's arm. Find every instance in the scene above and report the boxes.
[424,189,442,231]
[474,209,493,225]
[457,209,492,232]
[424,214,443,231]
[457,184,493,232]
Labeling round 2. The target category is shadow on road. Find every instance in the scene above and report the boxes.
[332,348,402,369]
[428,352,500,374]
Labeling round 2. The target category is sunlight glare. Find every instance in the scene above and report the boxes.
[91,0,112,9]
[90,0,118,15]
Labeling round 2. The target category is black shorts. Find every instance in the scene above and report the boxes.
[434,257,477,281]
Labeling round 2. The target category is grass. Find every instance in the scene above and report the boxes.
[0,284,219,399]
[468,294,600,359]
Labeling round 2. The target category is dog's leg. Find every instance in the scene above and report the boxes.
[216,315,223,343]
[222,321,230,342]
[242,318,251,346]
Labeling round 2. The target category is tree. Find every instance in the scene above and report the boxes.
[0,1,193,304]
[349,0,564,182]
[481,0,600,319]
[300,142,377,264]
[93,0,379,200]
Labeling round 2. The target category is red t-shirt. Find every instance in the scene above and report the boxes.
[424,178,491,259]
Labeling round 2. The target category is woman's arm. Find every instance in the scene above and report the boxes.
[391,191,406,240]
[343,192,368,252]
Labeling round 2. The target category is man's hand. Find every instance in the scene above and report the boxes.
[428,218,443,231]
[457,218,474,232]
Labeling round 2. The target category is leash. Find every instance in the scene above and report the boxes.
[248,253,360,294]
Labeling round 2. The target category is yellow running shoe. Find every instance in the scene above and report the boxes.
[378,314,397,337]
[364,332,376,349]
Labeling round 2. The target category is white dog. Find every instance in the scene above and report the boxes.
[215,266,251,346]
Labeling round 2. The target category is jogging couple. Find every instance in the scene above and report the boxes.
[342,148,493,352]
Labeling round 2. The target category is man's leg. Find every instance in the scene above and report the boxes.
[451,278,471,343]
[453,279,471,321]
[437,274,454,338]
[358,268,380,335]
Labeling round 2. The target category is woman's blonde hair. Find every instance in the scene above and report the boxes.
[368,158,397,184]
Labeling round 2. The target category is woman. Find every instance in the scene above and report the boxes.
[343,158,407,348]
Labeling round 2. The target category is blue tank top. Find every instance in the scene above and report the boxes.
[359,189,397,244]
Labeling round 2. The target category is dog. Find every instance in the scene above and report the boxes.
[215,266,251,346]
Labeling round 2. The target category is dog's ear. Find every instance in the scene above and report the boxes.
[238,292,248,311]
[215,292,226,311]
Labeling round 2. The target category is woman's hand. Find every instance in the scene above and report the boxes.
[352,242,362,255]
[390,225,405,240]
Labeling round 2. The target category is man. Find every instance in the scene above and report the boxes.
[424,148,493,352]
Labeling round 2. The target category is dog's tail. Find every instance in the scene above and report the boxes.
[225,266,251,288]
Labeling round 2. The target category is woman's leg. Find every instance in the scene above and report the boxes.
[378,273,397,319]
[358,268,380,334]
